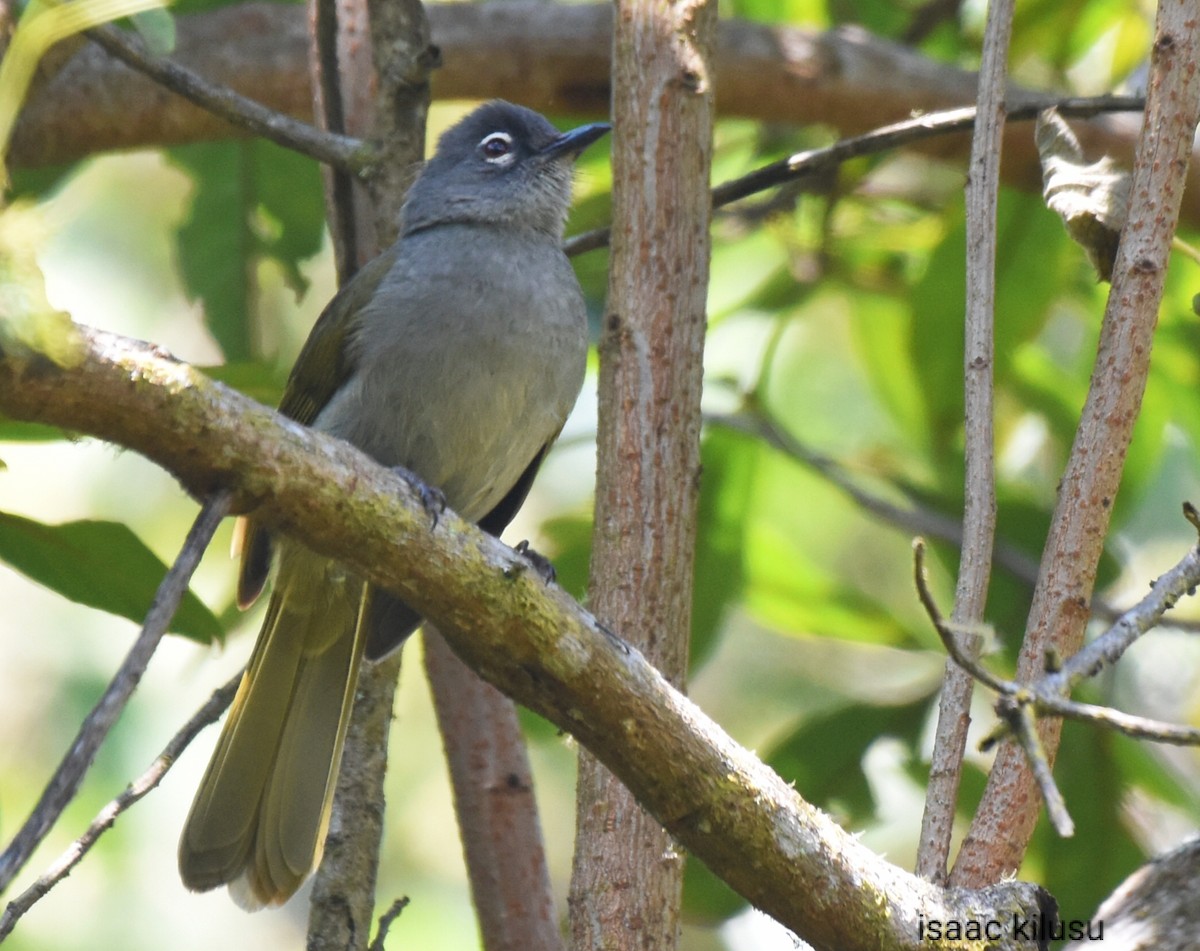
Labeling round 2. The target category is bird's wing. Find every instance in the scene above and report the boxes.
[236,245,402,608]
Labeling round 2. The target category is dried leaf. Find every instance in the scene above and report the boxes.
[1037,108,1131,281]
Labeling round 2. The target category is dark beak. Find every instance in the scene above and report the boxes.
[541,122,612,160]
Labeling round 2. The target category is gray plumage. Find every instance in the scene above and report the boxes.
[178,101,609,908]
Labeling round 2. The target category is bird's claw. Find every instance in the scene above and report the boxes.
[594,619,631,654]
[505,544,629,655]
[513,540,557,584]
[391,466,447,529]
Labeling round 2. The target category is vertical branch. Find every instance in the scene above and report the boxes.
[307,652,404,951]
[307,0,369,278]
[303,0,432,945]
[360,0,437,243]
[424,632,562,951]
[914,0,1012,883]
[567,0,716,946]
[951,0,1200,887]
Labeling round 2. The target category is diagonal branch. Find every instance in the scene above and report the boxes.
[914,531,1200,839]
[0,673,241,940]
[565,96,1146,257]
[84,23,369,172]
[0,325,1050,951]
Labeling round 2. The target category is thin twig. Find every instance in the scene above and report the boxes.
[915,532,1200,843]
[1023,694,1200,746]
[0,491,231,895]
[917,534,1200,739]
[916,548,1076,836]
[563,94,1145,257]
[0,672,241,941]
[914,0,1012,883]
[368,896,410,951]
[913,540,1011,695]
[1000,699,1074,836]
[1043,531,1200,695]
[85,24,369,172]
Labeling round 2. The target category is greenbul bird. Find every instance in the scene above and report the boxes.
[178,101,610,908]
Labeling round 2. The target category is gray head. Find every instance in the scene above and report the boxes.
[401,101,610,239]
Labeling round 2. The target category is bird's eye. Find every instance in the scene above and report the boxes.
[480,132,514,163]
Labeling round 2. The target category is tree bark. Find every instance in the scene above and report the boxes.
[914,0,1010,884]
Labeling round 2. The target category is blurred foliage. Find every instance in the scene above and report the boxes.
[169,139,326,360]
[2,0,1199,949]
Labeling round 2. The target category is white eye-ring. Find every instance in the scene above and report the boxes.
[479,131,515,164]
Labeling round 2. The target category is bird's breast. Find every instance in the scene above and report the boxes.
[315,225,588,521]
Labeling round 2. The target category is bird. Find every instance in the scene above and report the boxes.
[178,100,610,908]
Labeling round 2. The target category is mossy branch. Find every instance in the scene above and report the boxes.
[0,325,1049,951]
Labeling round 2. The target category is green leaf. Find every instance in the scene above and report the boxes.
[708,228,789,320]
[0,511,223,643]
[746,525,913,644]
[539,511,592,605]
[737,431,922,647]
[1113,731,1200,814]
[200,360,286,408]
[848,289,928,451]
[171,0,303,15]
[0,418,73,441]
[130,8,176,55]
[253,139,326,295]
[910,190,1072,475]
[6,164,72,200]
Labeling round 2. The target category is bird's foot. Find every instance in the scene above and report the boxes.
[391,465,447,529]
